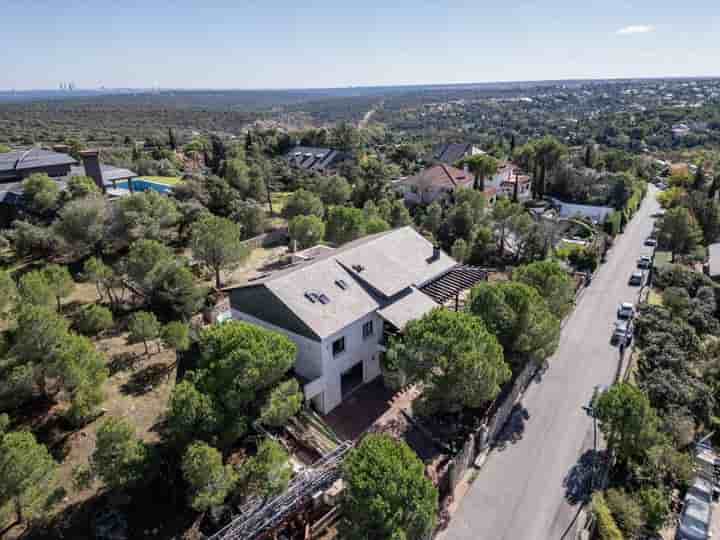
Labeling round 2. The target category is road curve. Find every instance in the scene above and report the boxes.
[440,185,660,540]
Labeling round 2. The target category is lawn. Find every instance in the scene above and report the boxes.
[268,191,291,215]
[139,175,183,185]
[648,289,663,306]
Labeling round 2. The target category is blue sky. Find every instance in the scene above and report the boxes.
[1,0,718,90]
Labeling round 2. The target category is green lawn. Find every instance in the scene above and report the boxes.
[139,175,183,185]
[648,289,663,306]
[268,191,291,215]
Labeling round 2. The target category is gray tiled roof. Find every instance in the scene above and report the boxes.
[69,164,137,183]
[0,148,76,173]
[377,287,438,330]
[228,227,456,340]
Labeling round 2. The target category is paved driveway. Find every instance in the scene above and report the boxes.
[440,186,660,540]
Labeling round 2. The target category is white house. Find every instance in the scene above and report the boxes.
[226,227,460,414]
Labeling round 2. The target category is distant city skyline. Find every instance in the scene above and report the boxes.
[2,0,719,90]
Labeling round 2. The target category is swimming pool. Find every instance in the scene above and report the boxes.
[115,179,173,194]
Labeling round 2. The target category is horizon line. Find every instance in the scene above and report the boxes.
[2,74,720,94]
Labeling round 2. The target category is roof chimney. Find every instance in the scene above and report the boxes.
[431,244,441,262]
[79,150,105,193]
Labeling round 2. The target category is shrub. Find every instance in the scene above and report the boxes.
[76,305,114,336]
[592,493,623,540]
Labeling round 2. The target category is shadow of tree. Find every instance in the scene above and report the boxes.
[121,363,170,397]
[563,449,601,505]
[108,352,140,376]
[494,404,530,452]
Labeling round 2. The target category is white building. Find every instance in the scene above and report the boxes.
[227,227,461,414]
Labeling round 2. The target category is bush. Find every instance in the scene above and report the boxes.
[604,211,621,236]
[592,493,623,540]
[604,488,644,538]
[76,305,114,336]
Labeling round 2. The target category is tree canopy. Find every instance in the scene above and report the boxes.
[342,434,437,540]
[388,309,510,415]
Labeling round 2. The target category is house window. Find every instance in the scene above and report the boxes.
[332,337,346,357]
[362,321,374,339]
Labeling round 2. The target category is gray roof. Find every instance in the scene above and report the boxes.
[377,287,439,330]
[286,146,346,172]
[229,227,456,340]
[429,143,478,165]
[708,243,720,277]
[0,148,76,173]
[70,164,137,183]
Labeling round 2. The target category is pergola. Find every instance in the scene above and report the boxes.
[420,264,488,310]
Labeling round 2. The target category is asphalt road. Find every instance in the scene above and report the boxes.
[440,185,660,540]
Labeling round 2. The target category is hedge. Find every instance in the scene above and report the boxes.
[592,493,623,540]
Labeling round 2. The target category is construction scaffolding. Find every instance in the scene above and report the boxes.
[209,441,354,540]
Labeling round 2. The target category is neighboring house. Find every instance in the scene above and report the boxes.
[285,146,348,174]
[548,197,614,223]
[227,227,485,414]
[396,164,473,205]
[0,148,136,208]
[426,142,485,165]
[486,163,532,200]
[706,243,720,281]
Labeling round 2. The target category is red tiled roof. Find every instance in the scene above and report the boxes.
[483,186,498,197]
[402,164,472,190]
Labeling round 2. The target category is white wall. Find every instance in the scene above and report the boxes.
[318,312,383,413]
[231,308,383,415]
[550,198,614,222]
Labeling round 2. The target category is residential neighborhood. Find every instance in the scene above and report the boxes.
[1,4,720,540]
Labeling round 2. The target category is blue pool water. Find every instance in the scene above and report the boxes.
[115,179,173,194]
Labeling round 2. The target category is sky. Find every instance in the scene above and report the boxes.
[1,0,719,90]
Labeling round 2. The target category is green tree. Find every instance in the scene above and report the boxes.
[513,260,575,319]
[423,201,443,234]
[76,305,114,336]
[90,417,152,491]
[289,215,325,249]
[637,488,670,532]
[604,488,644,538]
[191,214,249,289]
[658,206,703,261]
[692,166,706,191]
[594,383,661,465]
[23,173,60,214]
[112,190,179,244]
[389,199,412,228]
[54,197,108,257]
[182,442,236,512]
[533,136,566,199]
[236,438,292,499]
[365,216,390,234]
[188,321,297,445]
[282,189,324,220]
[41,264,74,311]
[0,431,58,525]
[342,434,437,540]
[492,198,523,257]
[0,270,16,316]
[451,238,469,263]
[166,380,218,446]
[259,379,303,427]
[461,154,499,192]
[388,309,510,415]
[18,270,54,308]
[316,175,351,205]
[468,282,560,369]
[128,311,161,354]
[325,206,367,245]
[67,175,101,199]
[162,321,190,352]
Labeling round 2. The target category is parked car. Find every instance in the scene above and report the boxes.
[676,480,713,540]
[629,271,644,286]
[617,302,635,319]
[638,255,652,269]
[611,320,633,346]
[644,237,657,247]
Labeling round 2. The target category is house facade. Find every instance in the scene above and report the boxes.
[396,164,474,205]
[486,163,532,200]
[227,227,456,414]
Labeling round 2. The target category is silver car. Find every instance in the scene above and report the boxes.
[629,271,644,286]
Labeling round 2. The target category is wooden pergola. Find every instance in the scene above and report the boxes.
[420,264,488,310]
